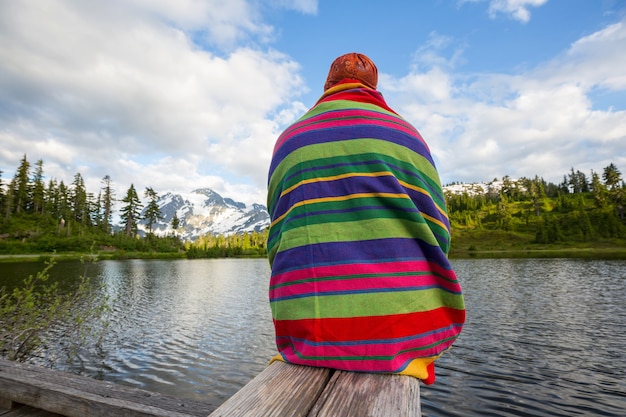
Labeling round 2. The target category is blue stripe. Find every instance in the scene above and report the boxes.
[271,238,452,275]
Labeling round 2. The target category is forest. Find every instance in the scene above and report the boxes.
[0,155,267,258]
[445,164,625,256]
[0,154,624,259]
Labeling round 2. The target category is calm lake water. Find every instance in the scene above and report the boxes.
[1,258,625,416]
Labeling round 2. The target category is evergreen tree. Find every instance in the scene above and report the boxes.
[12,155,31,213]
[45,179,58,219]
[120,184,142,236]
[603,163,624,220]
[171,212,180,231]
[93,191,104,229]
[100,175,115,233]
[525,175,546,216]
[71,173,89,224]
[603,163,622,190]
[57,181,71,235]
[558,175,570,194]
[590,171,607,208]
[143,187,162,236]
[31,160,46,215]
[568,168,589,193]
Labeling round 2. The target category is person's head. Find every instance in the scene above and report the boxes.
[324,52,378,91]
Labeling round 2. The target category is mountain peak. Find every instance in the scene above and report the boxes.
[138,188,268,241]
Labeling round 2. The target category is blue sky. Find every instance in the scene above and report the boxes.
[1,0,625,205]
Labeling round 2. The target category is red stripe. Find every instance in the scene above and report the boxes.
[274,307,466,342]
[318,89,397,114]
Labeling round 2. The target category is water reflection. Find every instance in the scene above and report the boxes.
[1,258,625,415]
[422,258,626,417]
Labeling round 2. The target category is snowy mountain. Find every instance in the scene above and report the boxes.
[443,179,519,195]
[137,188,269,241]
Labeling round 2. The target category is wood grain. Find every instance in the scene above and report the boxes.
[210,362,421,417]
[0,358,212,417]
[209,361,332,417]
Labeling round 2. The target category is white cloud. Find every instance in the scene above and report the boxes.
[0,0,307,205]
[488,0,548,23]
[459,0,548,23]
[385,15,626,185]
[0,0,623,211]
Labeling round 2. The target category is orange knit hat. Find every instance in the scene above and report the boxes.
[324,52,378,91]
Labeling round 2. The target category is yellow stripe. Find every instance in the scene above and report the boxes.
[273,172,449,230]
[271,192,410,227]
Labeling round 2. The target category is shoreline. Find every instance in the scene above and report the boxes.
[2,247,626,263]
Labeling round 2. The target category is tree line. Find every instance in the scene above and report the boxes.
[444,163,625,244]
[2,154,624,256]
[0,155,266,256]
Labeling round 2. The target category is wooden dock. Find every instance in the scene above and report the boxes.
[0,358,421,416]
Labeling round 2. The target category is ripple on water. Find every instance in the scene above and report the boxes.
[7,258,625,415]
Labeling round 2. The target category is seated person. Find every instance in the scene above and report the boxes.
[266,52,465,384]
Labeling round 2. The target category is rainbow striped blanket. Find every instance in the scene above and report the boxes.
[267,81,465,384]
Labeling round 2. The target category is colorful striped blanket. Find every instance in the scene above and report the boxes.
[266,81,465,384]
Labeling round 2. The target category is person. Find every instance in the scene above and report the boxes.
[266,52,465,384]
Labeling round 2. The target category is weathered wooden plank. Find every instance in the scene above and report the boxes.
[0,359,211,417]
[0,403,62,416]
[1,359,422,417]
[309,370,421,417]
[209,361,332,417]
[0,397,15,412]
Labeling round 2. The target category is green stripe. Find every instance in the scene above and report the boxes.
[271,288,465,320]
[268,217,439,261]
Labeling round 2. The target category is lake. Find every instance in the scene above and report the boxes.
[1,258,625,416]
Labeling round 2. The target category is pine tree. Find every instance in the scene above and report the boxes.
[71,173,89,224]
[32,160,45,215]
[12,155,30,213]
[603,163,624,220]
[100,175,115,233]
[143,187,162,236]
[603,163,622,190]
[590,171,607,208]
[171,212,180,232]
[57,181,71,235]
[120,184,142,236]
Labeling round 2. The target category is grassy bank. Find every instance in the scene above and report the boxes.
[0,251,188,263]
[3,238,626,263]
[449,229,626,259]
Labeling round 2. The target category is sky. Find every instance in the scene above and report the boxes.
[1,0,625,206]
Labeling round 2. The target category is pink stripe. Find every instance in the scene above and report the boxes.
[277,326,461,357]
[273,108,422,151]
[278,333,460,372]
[272,260,449,284]
[270,273,459,300]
